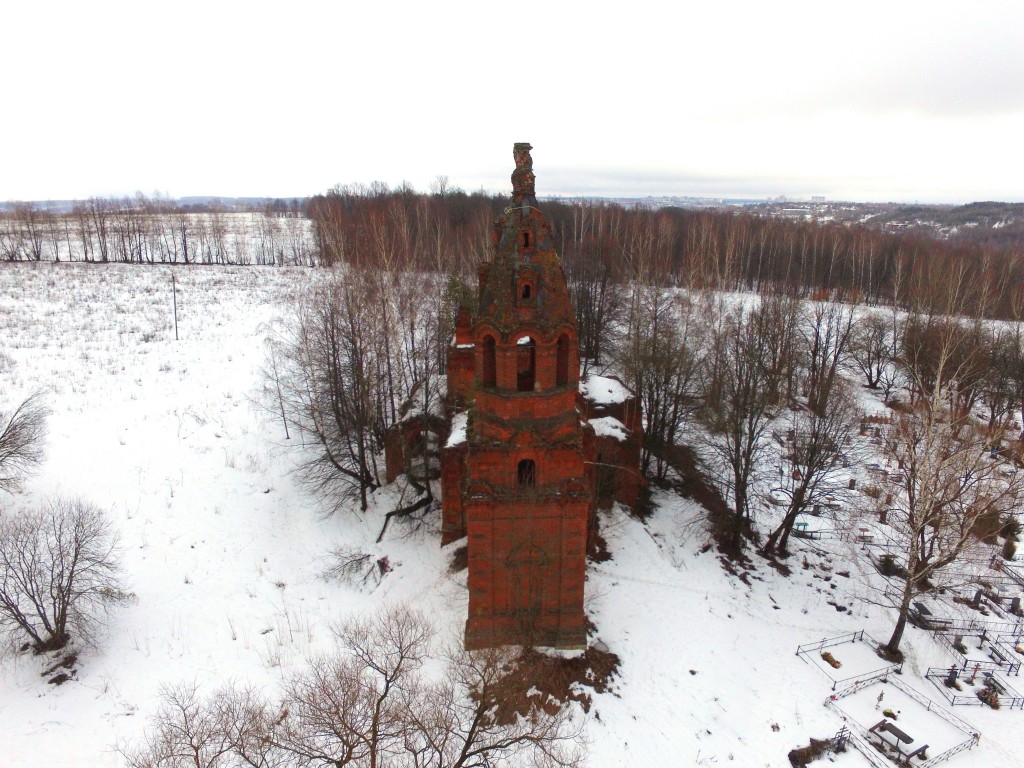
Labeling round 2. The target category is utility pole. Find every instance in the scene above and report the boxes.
[171,272,179,341]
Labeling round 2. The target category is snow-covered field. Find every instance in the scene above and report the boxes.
[0,263,1020,767]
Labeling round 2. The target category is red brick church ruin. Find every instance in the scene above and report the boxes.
[388,144,642,649]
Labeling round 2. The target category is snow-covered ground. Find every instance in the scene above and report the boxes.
[0,263,1021,767]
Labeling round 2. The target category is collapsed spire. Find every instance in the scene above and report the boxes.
[511,142,535,201]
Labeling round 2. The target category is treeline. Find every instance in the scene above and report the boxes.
[6,183,1023,320]
[306,184,1024,319]
[0,194,313,265]
[307,182,505,272]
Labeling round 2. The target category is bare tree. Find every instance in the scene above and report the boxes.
[802,300,854,416]
[387,270,449,497]
[73,202,94,262]
[0,391,48,494]
[616,288,709,482]
[270,263,447,515]
[900,313,987,416]
[402,644,584,768]
[757,302,859,557]
[0,498,128,651]
[978,324,1024,445]
[120,682,285,768]
[873,402,1024,657]
[121,682,238,768]
[698,298,796,548]
[14,203,46,261]
[175,208,192,264]
[760,384,859,558]
[45,208,66,262]
[848,309,901,399]
[88,197,112,263]
[277,608,432,768]
[0,210,27,260]
[855,262,1024,656]
[333,608,433,764]
[275,272,386,513]
[565,238,622,372]
[754,295,803,407]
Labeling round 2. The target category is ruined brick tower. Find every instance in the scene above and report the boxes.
[445,143,591,649]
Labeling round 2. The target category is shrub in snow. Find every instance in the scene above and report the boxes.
[0,498,129,652]
[318,546,392,589]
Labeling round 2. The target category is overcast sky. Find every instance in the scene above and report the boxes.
[3,1,1022,204]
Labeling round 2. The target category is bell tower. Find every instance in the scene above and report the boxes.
[450,143,591,649]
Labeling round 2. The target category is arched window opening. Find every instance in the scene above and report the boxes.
[516,336,536,392]
[521,283,532,300]
[556,334,570,386]
[517,459,536,486]
[522,231,531,249]
[482,335,497,388]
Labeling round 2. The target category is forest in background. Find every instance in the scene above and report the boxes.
[3,185,1024,320]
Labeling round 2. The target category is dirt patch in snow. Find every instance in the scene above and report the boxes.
[489,645,621,723]
[787,737,831,767]
[661,444,754,561]
[448,544,468,573]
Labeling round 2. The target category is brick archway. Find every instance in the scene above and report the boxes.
[516,336,536,392]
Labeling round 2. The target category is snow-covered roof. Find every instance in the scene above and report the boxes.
[397,374,448,424]
[580,374,631,406]
[589,416,630,442]
[445,411,468,448]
